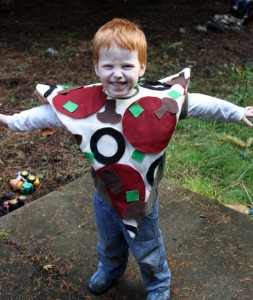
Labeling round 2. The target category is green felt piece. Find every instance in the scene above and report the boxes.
[63,100,79,113]
[131,149,146,163]
[83,152,94,163]
[59,84,71,89]
[129,102,144,118]
[126,190,140,202]
[167,90,182,99]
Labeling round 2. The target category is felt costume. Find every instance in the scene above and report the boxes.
[36,68,190,238]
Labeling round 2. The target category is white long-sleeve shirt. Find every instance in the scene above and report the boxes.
[6,93,245,131]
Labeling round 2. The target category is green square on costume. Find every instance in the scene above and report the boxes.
[59,84,71,89]
[63,100,79,113]
[167,90,182,99]
[126,190,140,202]
[129,102,144,118]
[83,152,94,163]
[131,149,146,163]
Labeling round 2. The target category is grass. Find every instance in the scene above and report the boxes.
[164,63,253,206]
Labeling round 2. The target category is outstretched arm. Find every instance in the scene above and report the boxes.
[0,105,62,131]
[186,93,253,125]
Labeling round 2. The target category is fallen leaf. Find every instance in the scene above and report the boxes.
[43,264,54,271]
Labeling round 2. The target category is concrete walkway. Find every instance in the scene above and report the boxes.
[0,173,252,300]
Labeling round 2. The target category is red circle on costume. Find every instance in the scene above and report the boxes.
[52,85,106,119]
[96,164,146,218]
[122,97,177,153]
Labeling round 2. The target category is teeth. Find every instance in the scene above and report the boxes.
[112,82,125,86]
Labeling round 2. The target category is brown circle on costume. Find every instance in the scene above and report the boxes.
[96,164,146,218]
[122,96,177,153]
[102,169,122,195]
[52,85,106,119]
[123,202,146,223]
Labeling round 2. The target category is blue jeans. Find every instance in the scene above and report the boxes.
[92,190,171,292]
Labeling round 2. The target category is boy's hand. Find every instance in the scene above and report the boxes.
[242,106,253,127]
[0,114,8,128]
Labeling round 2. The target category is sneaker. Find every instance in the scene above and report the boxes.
[146,287,170,300]
[88,269,116,295]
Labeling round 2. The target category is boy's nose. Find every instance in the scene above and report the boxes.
[113,69,123,78]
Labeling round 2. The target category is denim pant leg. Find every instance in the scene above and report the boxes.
[125,199,171,292]
[93,190,129,280]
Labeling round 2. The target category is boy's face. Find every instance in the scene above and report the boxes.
[94,44,146,98]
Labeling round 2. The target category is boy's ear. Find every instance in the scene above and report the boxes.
[94,62,99,76]
[139,64,146,77]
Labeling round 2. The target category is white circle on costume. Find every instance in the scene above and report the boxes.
[97,134,118,157]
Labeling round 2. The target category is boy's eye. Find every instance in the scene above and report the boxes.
[103,65,113,69]
[123,65,134,69]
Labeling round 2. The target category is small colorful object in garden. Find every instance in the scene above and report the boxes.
[9,170,40,195]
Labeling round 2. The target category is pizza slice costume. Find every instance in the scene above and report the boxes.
[36,68,190,238]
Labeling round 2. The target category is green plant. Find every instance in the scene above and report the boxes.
[0,231,9,238]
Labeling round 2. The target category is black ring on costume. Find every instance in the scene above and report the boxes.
[146,156,163,186]
[44,85,57,98]
[124,224,138,235]
[90,127,125,165]
[139,81,171,91]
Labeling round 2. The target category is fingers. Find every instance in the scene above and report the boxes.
[242,116,253,127]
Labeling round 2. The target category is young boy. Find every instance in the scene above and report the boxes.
[1,18,253,300]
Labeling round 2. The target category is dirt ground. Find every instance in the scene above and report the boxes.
[1,0,253,214]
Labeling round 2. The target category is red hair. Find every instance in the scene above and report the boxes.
[92,18,147,65]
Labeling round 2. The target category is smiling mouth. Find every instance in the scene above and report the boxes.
[111,82,126,86]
